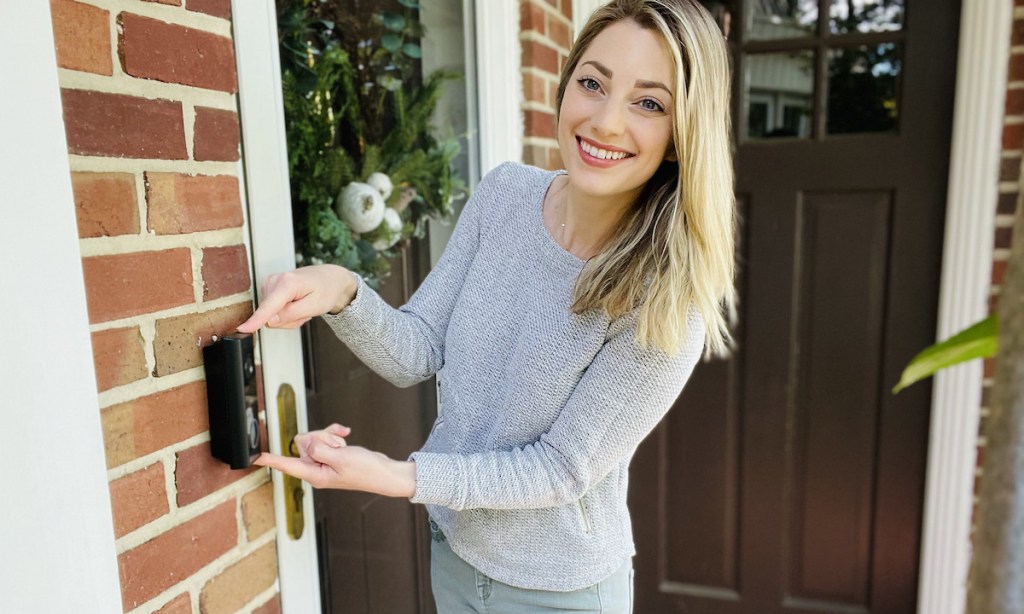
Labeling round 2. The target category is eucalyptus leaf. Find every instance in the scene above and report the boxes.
[402,43,422,58]
[381,12,406,32]
[892,314,999,393]
[382,33,402,52]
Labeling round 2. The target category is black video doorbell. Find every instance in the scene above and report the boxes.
[203,334,260,469]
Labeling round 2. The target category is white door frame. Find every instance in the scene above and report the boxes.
[0,3,123,612]
[231,1,521,610]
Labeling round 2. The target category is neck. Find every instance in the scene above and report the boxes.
[552,176,636,260]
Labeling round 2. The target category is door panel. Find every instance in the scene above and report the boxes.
[630,1,960,612]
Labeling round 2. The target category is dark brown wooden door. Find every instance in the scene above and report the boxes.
[304,240,437,614]
[630,2,961,612]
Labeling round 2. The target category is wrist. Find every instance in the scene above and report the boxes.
[389,460,417,498]
[329,267,358,315]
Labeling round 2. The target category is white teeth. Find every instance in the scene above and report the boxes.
[580,139,629,160]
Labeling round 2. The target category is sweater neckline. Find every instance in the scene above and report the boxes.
[534,169,588,272]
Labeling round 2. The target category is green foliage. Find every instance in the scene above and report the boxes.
[893,315,999,393]
[278,0,463,287]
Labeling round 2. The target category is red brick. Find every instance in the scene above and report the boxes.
[146,173,243,234]
[81,249,194,323]
[996,226,1015,249]
[1008,88,1024,117]
[241,482,275,540]
[153,302,253,376]
[118,13,237,93]
[109,462,168,537]
[50,0,112,75]
[1013,19,1024,47]
[91,326,148,391]
[1004,122,1024,151]
[61,89,186,159]
[999,192,1020,215]
[523,73,548,105]
[187,0,231,19]
[561,0,573,20]
[71,172,139,238]
[154,594,192,614]
[252,595,281,614]
[202,245,251,300]
[193,107,240,161]
[993,260,1008,287]
[522,40,559,75]
[520,1,545,34]
[1010,54,1024,84]
[199,542,277,614]
[548,16,571,49]
[118,500,237,611]
[1001,156,1022,183]
[525,109,556,139]
[101,381,208,468]
[175,441,257,507]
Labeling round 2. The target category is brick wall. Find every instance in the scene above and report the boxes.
[49,1,279,612]
[520,0,573,170]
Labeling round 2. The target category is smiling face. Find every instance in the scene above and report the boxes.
[557,18,677,208]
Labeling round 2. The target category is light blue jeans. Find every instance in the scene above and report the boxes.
[429,520,634,613]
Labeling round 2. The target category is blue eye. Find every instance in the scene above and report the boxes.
[640,98,665,112]
[577,77,601,92]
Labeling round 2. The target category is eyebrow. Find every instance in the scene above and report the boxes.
[580,60,673,97]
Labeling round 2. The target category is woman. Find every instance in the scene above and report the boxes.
[237,0,735,610]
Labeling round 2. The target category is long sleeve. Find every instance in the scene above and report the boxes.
[321,162,509,388]
[409,305,706,510]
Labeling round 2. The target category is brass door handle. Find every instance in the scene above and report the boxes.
[277,383,305,540]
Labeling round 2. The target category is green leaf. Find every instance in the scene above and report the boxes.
[380,12,406,32]
[892,315,999,393]
[381,33,402,52]
[402,43,422,59]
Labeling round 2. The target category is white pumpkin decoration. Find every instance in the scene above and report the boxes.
[372,208,404,250]
[336,182,385,234]
[367,172,393,200]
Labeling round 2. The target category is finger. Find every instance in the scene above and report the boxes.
[309,430,346,448]
[325,424,352,438]
[237,277,299,332]
[254,452,325,483]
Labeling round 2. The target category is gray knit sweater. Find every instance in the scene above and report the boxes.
[323,161,705,591]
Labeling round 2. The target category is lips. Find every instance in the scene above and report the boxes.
[576,136,635,168]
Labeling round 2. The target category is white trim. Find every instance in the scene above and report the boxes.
[918,1,1013,612]
[0,3,123,612]
[230,2,322,612]
[572,0,604,36]
[473,0,523,171]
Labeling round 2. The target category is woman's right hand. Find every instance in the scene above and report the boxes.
[237,264,358,333]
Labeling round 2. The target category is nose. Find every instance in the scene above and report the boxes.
[590,99,626,137]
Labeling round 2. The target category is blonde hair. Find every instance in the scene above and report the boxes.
[556,0,737,358]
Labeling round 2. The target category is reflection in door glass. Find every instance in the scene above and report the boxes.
[746,50,814,139]
[827,43,902,134]
[746,0,818,40]
[829,0,904,34]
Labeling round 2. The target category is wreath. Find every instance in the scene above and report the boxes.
[277,0,464,288]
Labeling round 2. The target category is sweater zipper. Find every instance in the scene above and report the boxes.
[578,498,592,536]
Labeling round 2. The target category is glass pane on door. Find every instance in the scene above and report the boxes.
[827,42,902,134]
[746,0,818,40]
[746,50,815,139]
[829,0,905,34]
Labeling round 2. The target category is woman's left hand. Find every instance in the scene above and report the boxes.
[254,424,416,498]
